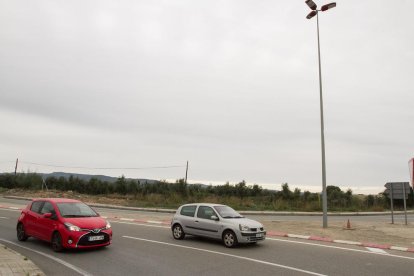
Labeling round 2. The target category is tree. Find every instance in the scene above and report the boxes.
[251,184,262,196]
[281,183,292,200]
[365,195,375,208]
[235,181,247,199]
[175,178,187,197]
[293,188,301,201]
[126,180,139,198]
[115,176,127,195]
[327,185,343,207]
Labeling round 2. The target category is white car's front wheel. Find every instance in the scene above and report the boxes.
[222,230,238,248]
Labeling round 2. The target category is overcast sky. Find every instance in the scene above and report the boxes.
[1,0,413,194]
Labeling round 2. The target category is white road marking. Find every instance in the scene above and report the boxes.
[0,207,21,212]
[9,207,20,210]
[0,238,93,276]
[147,220,163,224]
[119,218,134,221]
[390,246,409,252]
[111,220,169,229]
[366,247,388,254]
[123,235,327,276]
[267,238,414,261]
[333,240,361,246]
[288,234,311,239]
[0,216,9,219]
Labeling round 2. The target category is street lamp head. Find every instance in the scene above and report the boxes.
[306,10,317,19]
[321,2,336,12]
[305,0,318,10]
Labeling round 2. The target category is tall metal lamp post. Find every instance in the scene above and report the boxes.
[304,0,336,228]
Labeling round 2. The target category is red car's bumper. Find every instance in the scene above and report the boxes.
[61,229,113,249]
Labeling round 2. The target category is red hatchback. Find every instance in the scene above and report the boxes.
[17,198,112,252]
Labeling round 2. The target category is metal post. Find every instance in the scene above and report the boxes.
[317,12,328,228]
[402,182,407,225]
[390,185,394,224]
[185,161,188,185]
[14,158,18,175]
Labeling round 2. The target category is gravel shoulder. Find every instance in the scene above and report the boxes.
[261,220,414,247]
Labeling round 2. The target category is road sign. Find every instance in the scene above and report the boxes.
[384,182,410,225]
[384,182,410,199]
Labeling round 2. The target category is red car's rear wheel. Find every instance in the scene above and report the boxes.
[16,223,28,241]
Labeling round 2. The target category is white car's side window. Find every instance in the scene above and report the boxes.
[196,206,216,220]
[180,205,197,217]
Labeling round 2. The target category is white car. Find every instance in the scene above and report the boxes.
[171,203,266,248]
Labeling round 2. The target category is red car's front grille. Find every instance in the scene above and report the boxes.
[77,232,110,246]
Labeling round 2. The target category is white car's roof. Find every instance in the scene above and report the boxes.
[180,203,227,208]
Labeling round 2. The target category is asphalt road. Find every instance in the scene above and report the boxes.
[2,196,413,223]
[1,199,414,275]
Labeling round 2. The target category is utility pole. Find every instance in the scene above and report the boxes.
[185,161,188,184]
[14,158,18,175]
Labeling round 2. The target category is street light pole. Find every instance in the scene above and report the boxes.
[316,12,328,228]
[305,1,336,228]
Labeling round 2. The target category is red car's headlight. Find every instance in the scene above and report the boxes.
[105,220,111,230]
[64,222,81,231]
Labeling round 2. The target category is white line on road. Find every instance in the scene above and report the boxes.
[0,216,9,219]
[146,220,163,224]
[0,238,93,276]
[366,247,388,254]
[267,238,414,261]
[110,220,170,229]
[123,235,327,276]
[0,207,21,212]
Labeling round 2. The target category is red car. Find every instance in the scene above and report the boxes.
[16,198,112,252]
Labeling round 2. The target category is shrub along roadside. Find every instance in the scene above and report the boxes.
[1,172,412,211]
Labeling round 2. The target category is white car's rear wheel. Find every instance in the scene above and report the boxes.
[172,224,185,240]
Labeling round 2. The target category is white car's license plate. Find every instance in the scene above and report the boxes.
[256,233,263,238]
[89,235,104,241]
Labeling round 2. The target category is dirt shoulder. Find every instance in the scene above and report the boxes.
[261,220,414,248]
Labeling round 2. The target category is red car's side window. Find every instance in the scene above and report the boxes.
[39,202,55,215]
[30,201,43,214]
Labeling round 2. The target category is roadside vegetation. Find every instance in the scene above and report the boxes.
[0,172,413,211]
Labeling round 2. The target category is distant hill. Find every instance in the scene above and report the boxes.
[40,172,158,184]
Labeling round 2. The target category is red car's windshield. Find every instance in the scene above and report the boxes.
[57,202,98,218]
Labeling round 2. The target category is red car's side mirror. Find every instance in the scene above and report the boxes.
[43,213,52,219]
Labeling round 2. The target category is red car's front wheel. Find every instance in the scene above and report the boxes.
[52,232,63,252]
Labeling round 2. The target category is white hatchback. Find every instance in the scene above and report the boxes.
[171,203,266,248]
